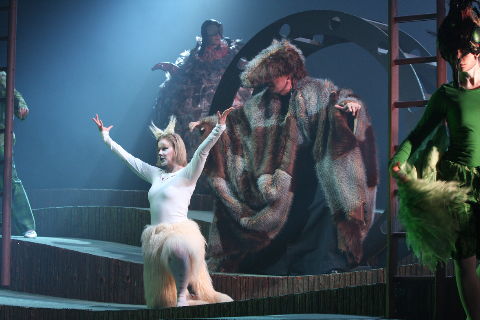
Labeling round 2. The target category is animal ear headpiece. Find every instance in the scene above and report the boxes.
[150,116,176,140]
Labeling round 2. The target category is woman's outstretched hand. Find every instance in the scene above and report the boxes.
[217,107,235,125]
[92,114,113,133]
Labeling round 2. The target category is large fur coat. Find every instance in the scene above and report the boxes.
[198,76,378,272]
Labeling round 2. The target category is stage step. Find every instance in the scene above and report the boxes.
[33,206,213,246]
[1,237,386,305]
[0,284,386,320]
[3,237,145,304]
[0,189,464,319]
[27,188,214,211]
[0,288,144,310]
[0,237,465,319]
[0,274,462,320]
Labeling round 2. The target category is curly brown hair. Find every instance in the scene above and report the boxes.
[241,40,307,88]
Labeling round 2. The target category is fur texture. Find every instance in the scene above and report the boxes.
[397,167,470,270]
[313,87,378,263]
[199,76,378,272]
[240,39,307,88]
[153,38,250,159]
[394,124,472,270]
[141,219,232,308]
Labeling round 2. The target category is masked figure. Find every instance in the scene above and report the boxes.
[152,19,250,158]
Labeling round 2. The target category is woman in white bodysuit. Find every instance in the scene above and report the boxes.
[92,108,233,308]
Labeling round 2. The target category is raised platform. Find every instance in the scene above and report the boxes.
[1,236,386,304]
[0,234,464,319]
[0,284,386,319]
[0,189,467,319]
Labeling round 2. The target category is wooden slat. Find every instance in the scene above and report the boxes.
[394,13,437,22]
[387,0,400,317]
[392,231,406,238]
[2,237,398,305]
[395,56,437,65]
[5,239,145,304]
[394,100,428,108]
[33,206,151,246]
[393,275,435,280]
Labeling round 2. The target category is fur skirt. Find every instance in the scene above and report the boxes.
[397,160,473,270]
[141,219,232,308]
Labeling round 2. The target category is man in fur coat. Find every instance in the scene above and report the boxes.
[198,40,378,275]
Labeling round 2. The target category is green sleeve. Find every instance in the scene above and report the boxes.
[13,87,29,117]
[390,88,446,168]
[0,71,29,118]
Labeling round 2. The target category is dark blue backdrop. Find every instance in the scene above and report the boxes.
[2,0,447,210]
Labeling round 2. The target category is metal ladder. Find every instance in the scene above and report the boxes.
[387,0,447,318]
[0,0,18,287]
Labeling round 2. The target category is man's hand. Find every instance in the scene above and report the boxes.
[335,101,361,117]
[151,62,179,73]
[188,121,200,132]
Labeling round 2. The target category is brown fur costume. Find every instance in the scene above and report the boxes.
[141,219,232,308]
[196,41,378,273]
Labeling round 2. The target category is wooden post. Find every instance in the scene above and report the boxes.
[2,0,18,287]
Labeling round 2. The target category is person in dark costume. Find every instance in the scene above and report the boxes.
[0,71,36,238]
[391,1,480,318]
[152,19,250,159]
[194,40,378,275]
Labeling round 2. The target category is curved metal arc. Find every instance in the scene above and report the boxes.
[210,9,434,114]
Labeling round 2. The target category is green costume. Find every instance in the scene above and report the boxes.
[394,83,480,167]
[0,71,35,235]
[392,82,480,266]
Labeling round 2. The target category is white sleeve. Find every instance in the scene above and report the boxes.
[181,123,225,183]
[101,131,157,184]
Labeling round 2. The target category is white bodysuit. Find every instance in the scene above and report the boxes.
[102,124,225,225]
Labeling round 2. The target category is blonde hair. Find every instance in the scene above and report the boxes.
[150,116,187,167]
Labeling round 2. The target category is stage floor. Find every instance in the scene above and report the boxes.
[0,289,389,319]
[0,289,145,311]
[5,207,214,264]
[0,208,393,318]
[12,235,143,263]
[0,288,388,319]
[185,314,389,319]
